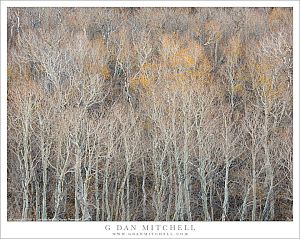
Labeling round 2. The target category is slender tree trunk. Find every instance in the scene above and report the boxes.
[21,103,31,221]
[210,180,214,221]
[171,112,184,221]
[126,175,130,221]
[53,175,64,220]
[199,162,211,221]
[82,179,91,221]
[222,158,230,221]
[240,186,250,221]
[118,163,131,221]
[195,110,211,221]
[42,159,48,220]
[214,40,218,67]
[251,146,257,221]
[22,185,29,220]
[74,152,81,221]
[81,145,92,221]
[37,116,49,221]
[142,157,147,220]
[104,158,111,221]
[183,115,192,221]
[95,159,100,221]
[262,105,274,220]
[166,152,173,221]
[35,175,41,221]
[112,171,119,220]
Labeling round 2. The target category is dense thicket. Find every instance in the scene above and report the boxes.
[7,7,293,221]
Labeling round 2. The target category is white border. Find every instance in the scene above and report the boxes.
[1,1,299,238]
[0,0,298,8]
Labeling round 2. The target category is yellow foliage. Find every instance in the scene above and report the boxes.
[142,117,152,131]
[100,65,110,80]
[165,42,212,92]
[160,34,209,74]
[84,58,110,79]
[130,77,139,89]
[7,67,14,79]
[233,83,243,93]
[141,63,153,70]
[130,74,153,91]
[170,48,196,69]
[140,75,151,89]
[141,62,159,73]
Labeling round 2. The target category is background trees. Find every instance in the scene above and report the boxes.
[7,7,293,221]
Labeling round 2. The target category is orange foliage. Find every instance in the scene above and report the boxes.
[170,48,196,68]
[159,34,212,92]
[130,74,153,92]
[269,8,291,32]
[254,62,285,102]
[100,65,110,80]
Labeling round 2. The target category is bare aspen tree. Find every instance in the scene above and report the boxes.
[220,109,243,221]
[244,106,266,221]
[8,78,40,221]
[192,91,216,221]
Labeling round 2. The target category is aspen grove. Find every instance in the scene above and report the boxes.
[7,7,293,221]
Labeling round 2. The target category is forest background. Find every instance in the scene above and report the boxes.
[6,7,293,222]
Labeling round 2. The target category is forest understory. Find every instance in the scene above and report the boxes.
[7,7,293,221]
